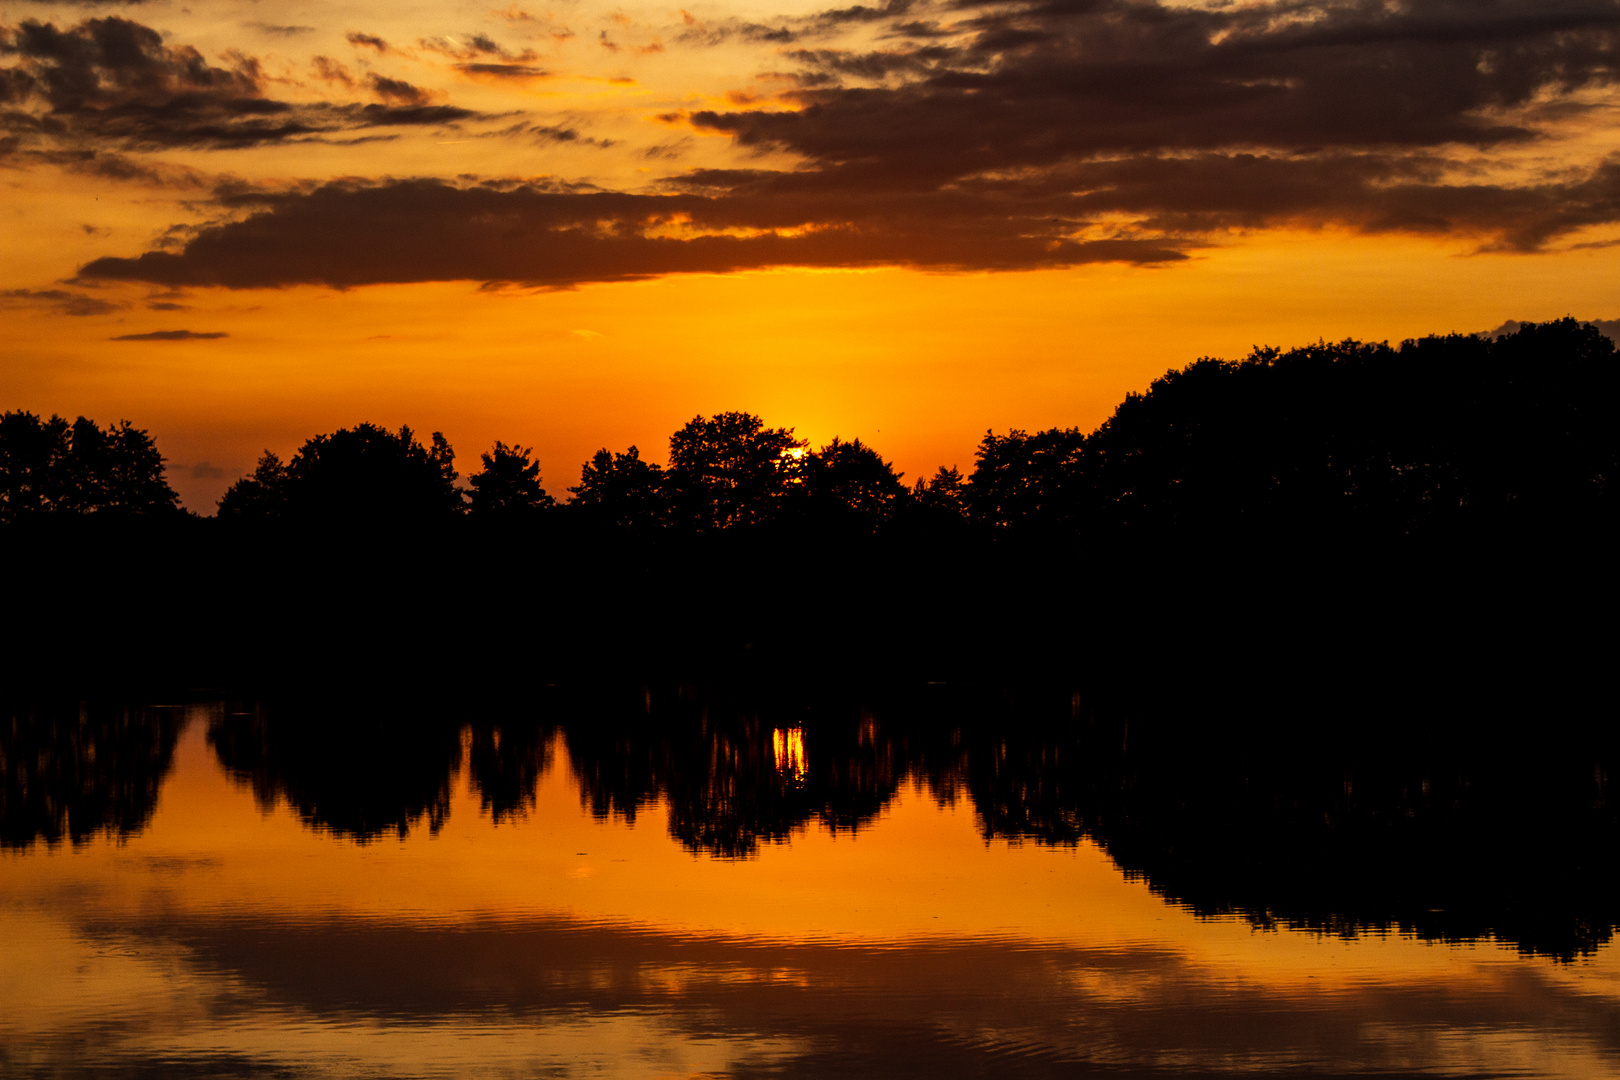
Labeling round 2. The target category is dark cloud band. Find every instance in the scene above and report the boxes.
[75,179,1189,288]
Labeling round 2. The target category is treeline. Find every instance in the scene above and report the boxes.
[2,318,1614,541]
[0,412,179,522]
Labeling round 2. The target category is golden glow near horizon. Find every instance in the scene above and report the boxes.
[2,0,1618,510]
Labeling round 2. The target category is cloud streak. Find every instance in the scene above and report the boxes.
[1,287,121,315]
[110,329,228,340]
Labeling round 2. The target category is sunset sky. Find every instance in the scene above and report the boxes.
[3,0,1618,510]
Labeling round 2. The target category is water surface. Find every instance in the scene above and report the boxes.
[2,693,1616,1078]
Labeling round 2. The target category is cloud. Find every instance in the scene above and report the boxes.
[247,24,315,38]
[456,63,551,79]
[419,33,539,63]
[311,56,357,89]
[110,329,228,340]
[52,2,1620,288]
[74,177,1189,290]
[0,17,484,156]
[367,74,430,105]
[673,0,1620,251]
[1,287,120,315]
[346,32,389,53]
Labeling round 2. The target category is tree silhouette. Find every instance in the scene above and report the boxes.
[964,427,1088,531]
[666,412,807,530]
[960,319,1619,541]
[468,441,554,519]
[215,450,289,521]
[798,436,907,527]
[218,423,462,523]
[0,411,68,521]
[569,445,668,531]
[911,465,967,519]
[0,411,179,522]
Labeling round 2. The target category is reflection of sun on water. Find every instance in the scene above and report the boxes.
[773,727,807,787]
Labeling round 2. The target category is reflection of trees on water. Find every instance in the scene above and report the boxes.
[0,698,184,849]
[466,714,556,824]
[565,684,906,857]
[208,698,464,842]
[206,694,558,839]
[6,679,1613,958]
[928,689,1620,961]
[560,682,1618,959]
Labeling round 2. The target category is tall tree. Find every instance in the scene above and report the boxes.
[568,446,667,531]
[666,412,807,530]
[799,437,907,527]
[964,427,1088,531]
[468,441,553,519]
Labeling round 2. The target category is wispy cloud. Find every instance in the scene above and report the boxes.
[110,329,228,340]
[1,288,121,316]
[0,17,485,158]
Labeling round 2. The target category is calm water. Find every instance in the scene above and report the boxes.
[2,692,1617,1079]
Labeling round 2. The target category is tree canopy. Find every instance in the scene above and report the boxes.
[666,412,808,530]
[569,446,667,532]
[219,423,461,524]
[0,412,180,523]
[467,441,553,519]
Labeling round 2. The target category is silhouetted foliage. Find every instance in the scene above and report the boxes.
[569,445,667,531]
[797,437,907,528]
[218,423,462,523]
[911,466,967,519]
[468,441,554,519]
[0,411,180,522]
[963,319,1619,540]
[666,412,807,530]
[0,698,182,849]
[964,427,1087,531]
[217,450,289,520]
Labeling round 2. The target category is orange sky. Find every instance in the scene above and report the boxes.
[3,0,1618,510]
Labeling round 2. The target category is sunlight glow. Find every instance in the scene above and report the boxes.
[773,727,807,787]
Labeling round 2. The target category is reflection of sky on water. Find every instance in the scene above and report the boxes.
[2,710,1618,1079]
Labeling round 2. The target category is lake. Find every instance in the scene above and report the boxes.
[2,683,1616,1078]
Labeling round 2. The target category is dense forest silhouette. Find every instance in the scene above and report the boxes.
[6,319,1611,542]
